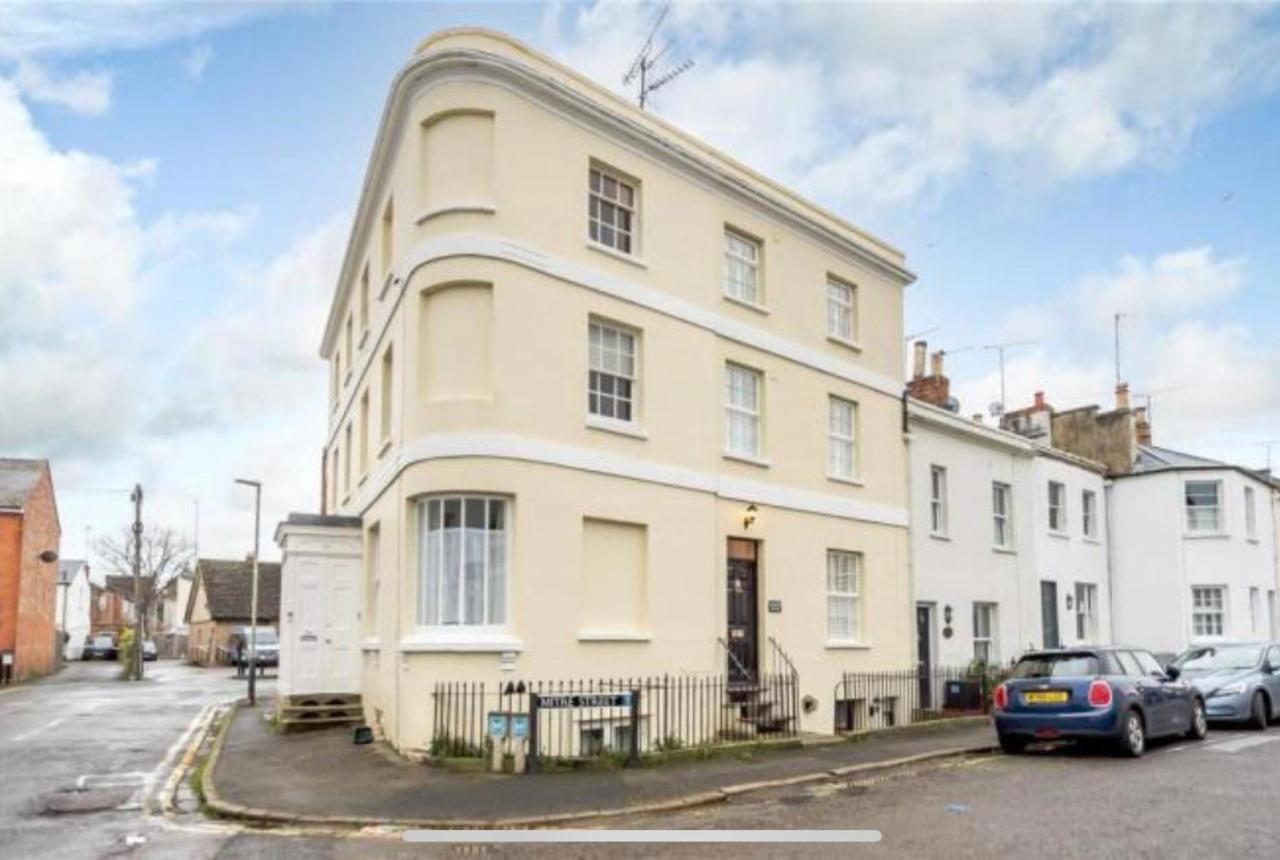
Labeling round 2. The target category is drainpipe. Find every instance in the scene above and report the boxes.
[902,390,915,668]
[1103,478,1117,645]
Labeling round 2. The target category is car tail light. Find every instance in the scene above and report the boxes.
[993,682,1009,711]
[1088,679,1113,708]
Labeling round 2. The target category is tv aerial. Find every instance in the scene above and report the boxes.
[623,3,694,110]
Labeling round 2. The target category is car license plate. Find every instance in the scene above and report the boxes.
[1023,690,1069,704]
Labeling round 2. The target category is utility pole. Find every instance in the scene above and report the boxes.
[235,479,262,707]
[130,484,144,681]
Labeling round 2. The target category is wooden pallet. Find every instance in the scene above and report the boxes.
[277,693,364,729]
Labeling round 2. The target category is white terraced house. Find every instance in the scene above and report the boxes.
[295,29,917,754]
[906,385,1111,678]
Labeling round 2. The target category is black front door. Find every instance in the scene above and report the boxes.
[916,604,934,708]
[1041,581,1060,649]
[726,541,758,683]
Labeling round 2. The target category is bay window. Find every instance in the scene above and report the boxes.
[419,495,508,627]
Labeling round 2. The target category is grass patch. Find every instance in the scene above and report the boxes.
[189,758,208,808]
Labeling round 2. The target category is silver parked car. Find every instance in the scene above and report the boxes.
[1170,642,1280,728]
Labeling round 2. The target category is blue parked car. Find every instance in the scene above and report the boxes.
[993,647,1207,757]
[1170,642,1280,729]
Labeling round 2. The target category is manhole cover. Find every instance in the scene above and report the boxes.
[40,788,135,815]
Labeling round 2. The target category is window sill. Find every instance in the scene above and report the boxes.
[1047,531,1070,540]
[723,450,771,469]
[827,474,864,487]
[414,202,496,225]
[929,532,951,542]
[378,437,393,458]
[378,269,397,301]
[992,545,1017,555]
[1082,537,1101,545]
[826,640,872,650]
[361,637,381,651]
[399,632,524,653]
[1247,537,1261,544]
[723,294,769,315]
[586,239,647,269]
[577,631,652,642]
[1184,532,1229,540]
[827,335,863,353]
[586,416,648,440]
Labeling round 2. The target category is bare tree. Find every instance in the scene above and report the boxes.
[95,526,194,635]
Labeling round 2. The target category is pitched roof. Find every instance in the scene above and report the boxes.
[0,459,47,508]
[189,558,281,623]
[58,558,87,585]
[1134,444,1226,472]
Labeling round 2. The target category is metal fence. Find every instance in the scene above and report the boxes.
[431,671,800,766]
[834,665,1010,733]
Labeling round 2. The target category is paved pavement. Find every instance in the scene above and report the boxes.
[210,706,993,823]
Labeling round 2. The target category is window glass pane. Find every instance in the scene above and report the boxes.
[464,527,485,625]
[442,523,461,624]
[465,497,485,529]
[443,498,461,528]
[487,530,506,624]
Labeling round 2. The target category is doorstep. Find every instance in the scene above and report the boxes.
[203,705,998,828]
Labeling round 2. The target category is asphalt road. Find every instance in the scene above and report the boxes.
[4,664,1279,859]
[0,659,264,859]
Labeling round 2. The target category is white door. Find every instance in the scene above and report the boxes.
[323,561,360,693]
[292,560,325,694]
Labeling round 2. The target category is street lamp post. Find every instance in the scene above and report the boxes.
[235,478,262,707]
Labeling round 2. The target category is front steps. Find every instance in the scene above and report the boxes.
[277,693,363,730]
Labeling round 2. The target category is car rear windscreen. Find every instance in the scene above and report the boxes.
[1012,654,1099,679]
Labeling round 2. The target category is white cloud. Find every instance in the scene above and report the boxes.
[1076,247,1245,327]
[13,59,111,114]
[182,43,212,80]
[0,2,264,59]
[542,2,1280,210]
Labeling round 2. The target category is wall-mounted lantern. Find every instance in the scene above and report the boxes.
[743,504,758,530]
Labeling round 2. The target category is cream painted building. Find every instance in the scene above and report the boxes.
[316,29,915,753]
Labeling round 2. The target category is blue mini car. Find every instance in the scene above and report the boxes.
[1171,642,1280,728]
[993,647,1207,757]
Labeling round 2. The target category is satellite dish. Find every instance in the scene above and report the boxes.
[989,401,1004,417]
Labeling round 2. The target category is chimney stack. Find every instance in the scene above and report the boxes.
[1135,406,1152,446]
[1115,382,1130,411]
[1034,391,1045,410]
[912,341,927,380]
[906,347,953,409]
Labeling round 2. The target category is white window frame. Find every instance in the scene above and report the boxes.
[1048,481,1067,534]
[417,495,509,629]
[1074,583,1098,642]
[972,602,998,664]
[588,164,637,255]
[587,318,640,427]
[827,396,857,481]
[826,277,856,344]
[1185,479,1222,534]
[929,465,948,536]
[724,363,763,460]
[723,228,762,307]
[1245,485,1257,539]
[1250,587,1262,636]
[1081,490,1097,539]
[826,550,861,644]
[992,482,1012,549]
[1191,585,1227,639]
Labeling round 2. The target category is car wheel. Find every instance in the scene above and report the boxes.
[1118,710,1145,758]
[999,734,1027,755]
[1186,699,1208,741]
[1248,692,1268,731]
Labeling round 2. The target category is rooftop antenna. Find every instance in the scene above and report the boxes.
[623,3,694,110]
[1114,312,1125,387]
[983,340,1039,417]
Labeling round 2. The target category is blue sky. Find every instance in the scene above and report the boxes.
[1,1,1278,563]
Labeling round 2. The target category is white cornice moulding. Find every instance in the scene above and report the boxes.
[320,43,915,354]
[344,432,910,530]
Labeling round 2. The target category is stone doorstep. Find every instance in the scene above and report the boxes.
[202,704,998,830]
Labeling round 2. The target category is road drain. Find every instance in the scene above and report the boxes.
[40,788,135,815]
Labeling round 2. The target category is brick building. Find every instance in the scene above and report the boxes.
[184,559,280,666]
[0,459,62,681]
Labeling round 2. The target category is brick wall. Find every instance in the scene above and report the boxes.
[0,465,61,681]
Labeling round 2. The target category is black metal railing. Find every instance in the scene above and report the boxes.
[833,665,1010,733]
[430,671,801,766]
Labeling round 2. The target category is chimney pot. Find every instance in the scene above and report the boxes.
[930,350,944,377]
[1115,383,1130,410]
[912,341,927,380]
[1034,391,1045,409]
